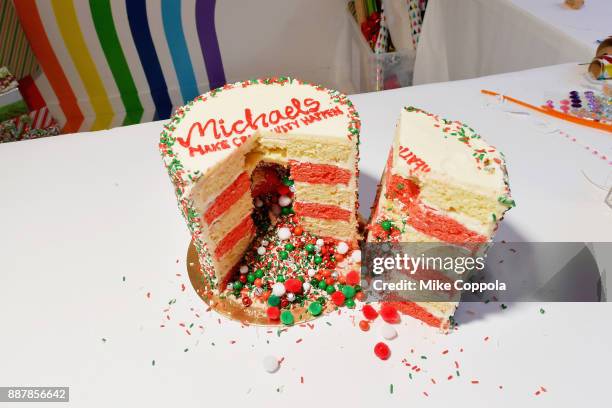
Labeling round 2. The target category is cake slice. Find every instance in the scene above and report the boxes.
[367,107,514,330]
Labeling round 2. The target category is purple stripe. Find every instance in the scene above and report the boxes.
[195,0,226,89]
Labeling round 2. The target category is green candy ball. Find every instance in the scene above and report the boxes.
[268,295,280,307]
[314,255,323,264]
[255,269,264,278]
[233,281,243,291]
[342,285,356,299]
[308,302,323,316]
[326,285,336,295]
[283,178,294,186]
[279,250,289,260]
[345,298,356,308]
[381,220,393,231]
[276,275,286,282]
[280,310,295,325]
[281,207,293,216]
[305,243,316,253]
[247,274,255,283]
[310,278,319,287]
[317,280,327,290]
[284,243,295,251]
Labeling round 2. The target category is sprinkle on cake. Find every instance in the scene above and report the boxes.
[159,77,363,322]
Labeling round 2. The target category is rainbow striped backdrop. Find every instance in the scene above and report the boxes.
[14,0,226,133]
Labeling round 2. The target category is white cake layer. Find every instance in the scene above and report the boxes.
[394,108,509,198]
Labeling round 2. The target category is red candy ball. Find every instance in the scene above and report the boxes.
[380,304,400,324]
[362,304,379,321]
[267,306,280,320]
[374,342,391,360]
[239,275,247,283]
[346,270,360,286]
[277,185,290,195]
[331,291,346,306]
[359,320,370,331]
[242,296,252,307]
[293,226,303,236]
[284,278,302,293]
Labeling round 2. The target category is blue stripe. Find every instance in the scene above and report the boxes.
[126,0,172,119]
[161,0,199,102]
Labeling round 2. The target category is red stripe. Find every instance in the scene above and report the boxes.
[385,302,447,329]
[407,203,488,243]
[214,215,255,259]
[17,75,45,110]
[293,202,351,221]
[14,0,83,132]
[204,172,250,225]
[290,161,352,185]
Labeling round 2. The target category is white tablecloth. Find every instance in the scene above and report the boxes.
[0,64,610,406]
[413,0,612,85]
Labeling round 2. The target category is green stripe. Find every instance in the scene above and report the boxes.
[89,0,143,125]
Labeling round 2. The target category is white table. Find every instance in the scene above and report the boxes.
[414,0,612,85]
[1,64,611,406]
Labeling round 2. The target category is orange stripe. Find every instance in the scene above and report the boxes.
[14,0,83,133]
[204,172,251,224]
[214,215,255,259]
[385,302,447,329]
[293,202,351,221]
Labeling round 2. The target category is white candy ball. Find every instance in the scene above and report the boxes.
[307,268,317,277]
[254,198,264,208]
[302,282,311,293]
[277,227,292,241]
[261,240,269,246]
[272,282,286,297]
[227,282,233,290]
[272,204,281,215]
[289,185,296,193]
[336,241,349,255]
[278,195,292,207]
[253,287,264,297]
[351,249,362,263]
[315,238,325,247]
[240,265,249,274]
[263,355,280,373]
[286,293,296,302]
[257,246,266,256]
[380,324,398,340]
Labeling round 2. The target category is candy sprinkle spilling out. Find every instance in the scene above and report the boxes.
[374,342,391,360]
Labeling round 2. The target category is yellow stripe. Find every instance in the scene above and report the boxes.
[51,0,113,130]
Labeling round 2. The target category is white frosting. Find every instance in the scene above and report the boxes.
[394,108,507,196]
[171,81,353,176]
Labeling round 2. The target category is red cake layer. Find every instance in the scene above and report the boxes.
[385,174,420,205]
[204,172,251,225]
[407,203,488,243]
[214,214,255,259]
[293,202,352,221]
[385,301,448,330]
[290,161,352,185]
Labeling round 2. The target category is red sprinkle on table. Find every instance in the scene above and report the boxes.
[380,304,400,324]
[374,342,391,360]
[362,304,379,320]
[358,320,370,331]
